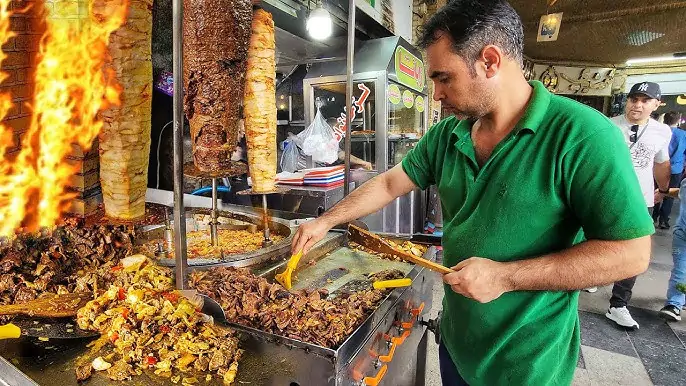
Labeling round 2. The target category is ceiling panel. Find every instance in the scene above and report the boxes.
[508,0,686,64]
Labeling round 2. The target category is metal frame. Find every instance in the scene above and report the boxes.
[343,0,356,197]
[303,70,429,234]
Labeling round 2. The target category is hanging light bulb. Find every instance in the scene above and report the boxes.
[307,7,332,41]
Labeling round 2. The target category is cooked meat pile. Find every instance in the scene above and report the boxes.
[0,223,136,322]
[98,0,154,220]
[244,9,277,192]
[183,0,253,173]
[190,267,404,348]
[77,256,242,385]
[141,229,284,259]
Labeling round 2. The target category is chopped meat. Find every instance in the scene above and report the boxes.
[0,224,136,309]
[76,258,242,384]
[0,274,15,292]
[0,251,22,273]
[190,267,403,348]
[208,350,226,372]
[75,362,93,381]
[13,285,37,303]
[106,360,132,381]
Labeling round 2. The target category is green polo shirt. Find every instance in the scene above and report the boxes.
[402,81,653,385]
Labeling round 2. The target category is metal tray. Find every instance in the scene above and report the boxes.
[137,207,294,268]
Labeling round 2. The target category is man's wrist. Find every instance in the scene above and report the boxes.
[498,261,519,292]
[659,187,670,194]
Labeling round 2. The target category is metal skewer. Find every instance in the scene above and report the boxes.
[261,194,272,247]
[172,0,188,289]
[210,178,219,246]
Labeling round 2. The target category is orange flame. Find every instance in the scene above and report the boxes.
[0,0,128,236]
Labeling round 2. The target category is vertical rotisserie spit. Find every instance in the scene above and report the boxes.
[99,0,154,220]
[183,0,253,173]
[244,8,277,192]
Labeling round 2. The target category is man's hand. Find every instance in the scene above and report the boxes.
[291,218,333,255]
[654,189,664,204]
[358,161,373,171]
[443,257,513,303]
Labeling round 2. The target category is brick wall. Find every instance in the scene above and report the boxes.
[1,1,101,215]
[1,0,43,159]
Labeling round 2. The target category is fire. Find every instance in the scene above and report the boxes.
[0,0,128,236]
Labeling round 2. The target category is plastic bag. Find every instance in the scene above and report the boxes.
[280,135,301,173]
[297,108,339,164]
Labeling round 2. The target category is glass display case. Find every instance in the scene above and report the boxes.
[303,36,428,234]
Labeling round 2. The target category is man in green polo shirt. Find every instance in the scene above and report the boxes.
[292,0,653,384]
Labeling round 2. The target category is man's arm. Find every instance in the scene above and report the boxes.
[445,238,650,303]
[654,161,671,191]
[291,164,416,254]
[446,124,654,302]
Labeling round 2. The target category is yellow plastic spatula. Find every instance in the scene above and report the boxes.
[372,278,412,290]
[275,250,303,290]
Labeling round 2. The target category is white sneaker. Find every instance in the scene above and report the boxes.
[605,306,639,329]
[583,287,598,293]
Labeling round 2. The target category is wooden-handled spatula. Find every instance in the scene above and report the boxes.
[348,224,453,275]
[0,292,92,318]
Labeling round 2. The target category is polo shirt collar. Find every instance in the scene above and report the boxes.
[451,80,552,140]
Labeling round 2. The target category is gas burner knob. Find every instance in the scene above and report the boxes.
[420,310,442,345]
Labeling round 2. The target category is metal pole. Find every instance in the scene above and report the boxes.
[343,0,356,197]
[262,194,272,247]
[210,178,219,246]
[172,0,188,289]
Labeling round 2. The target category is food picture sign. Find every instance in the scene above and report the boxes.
[388,84,401,105]
[394,46,425,92]
[402,90,414,109]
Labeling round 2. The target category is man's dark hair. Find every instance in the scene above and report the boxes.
[418,0,524,68]
[664,111,681,127]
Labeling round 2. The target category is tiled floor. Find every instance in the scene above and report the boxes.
[423,214,686,385]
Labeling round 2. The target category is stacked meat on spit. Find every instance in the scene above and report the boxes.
[184,1,278,190]
[99,0,154,220]
[183,0,253,173]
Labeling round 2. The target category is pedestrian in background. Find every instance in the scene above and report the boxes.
[653,112,685,229]
[604,82,671,329]
[658,180,686,321]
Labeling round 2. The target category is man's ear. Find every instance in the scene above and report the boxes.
[479,45,503,78]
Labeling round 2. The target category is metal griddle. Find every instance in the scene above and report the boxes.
[289,247,413,296]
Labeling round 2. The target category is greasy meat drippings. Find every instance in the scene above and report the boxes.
[76,256,242,385]
[141,229,284,259]
[190,267,404,348]
[0,223,136,322]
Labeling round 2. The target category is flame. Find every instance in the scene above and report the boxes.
[0,0,129,236]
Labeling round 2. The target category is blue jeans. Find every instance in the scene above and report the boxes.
[666,229,686,308]
[439,343,469,386]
